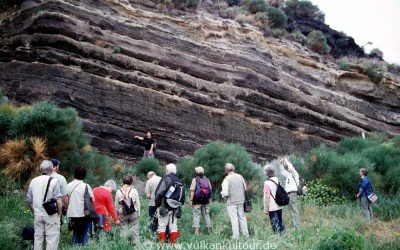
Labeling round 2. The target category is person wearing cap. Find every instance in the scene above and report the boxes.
[93,180,120,233]
[356,168,374,221]
[51,159,69,222]
[264,164,285,233]
[220,163,249,239]
[27,160,63,249]
[145,171,162,219]
[154,164,182,245]
[279,157,300,229]
[190,166,212,235]
[67,166,94,245]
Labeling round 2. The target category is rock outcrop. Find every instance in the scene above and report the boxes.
[0,0,399,162]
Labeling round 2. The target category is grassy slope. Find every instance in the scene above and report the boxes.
[1,194,399,249]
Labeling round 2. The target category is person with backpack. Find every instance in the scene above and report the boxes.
[66,166,94,246]
[115,174,140,245]
[264,164,286,233]
[356,168,374,221]
[154,164,185,245]
[220,163,249,239]
[279,158,300,229]
[92,180,120,234]
[190,166,212,235]
[134,130,156,158]
[27,160,62,250]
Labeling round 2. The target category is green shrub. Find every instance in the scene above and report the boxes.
[0,173,19,196]
[369,48,384,60]
[266,6,287,29]
[284,0,325,22]
[362,60,386,83]
[134,158,162,180]
[185,0,201,9]
[254,12,270,31]
[307,30,331,54]
[374,194,400,221]
[0,102,116,186]
[300,179,347,206]
[317,230,366,250]
[242,0,269,14]
[177,141,263,195]
[289,30,307,45]
[226,0,241,7]
[269,28,288,37]
[338,58,351,71]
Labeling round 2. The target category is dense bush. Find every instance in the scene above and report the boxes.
[0,102,115,187]
[362,60,386,83]
[302,135,400,196]
[134,158,162,180]
[369,48,384,60]
[374,195,400,221]
[242,0,269,14]
[317,230,366,250]
[300,179,347,206]
[254,12,269,31]
[289,30,307,45]
[307,30,331,54]
[177,141,263,195]
[266,6,287,29]
[284,0,325,22]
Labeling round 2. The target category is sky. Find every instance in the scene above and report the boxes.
[309,0,400,64]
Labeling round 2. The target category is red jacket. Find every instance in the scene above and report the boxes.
[93,187,118,232]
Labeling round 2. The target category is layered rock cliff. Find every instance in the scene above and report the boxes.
[0,0,399,162]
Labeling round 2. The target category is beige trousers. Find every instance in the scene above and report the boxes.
[34,214,60,250]
[192,204,212,228]
[119,212,140,245]
[157,210,178,233]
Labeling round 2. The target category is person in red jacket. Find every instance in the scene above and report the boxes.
[93,180,120,233]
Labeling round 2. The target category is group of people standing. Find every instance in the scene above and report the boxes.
[26,153,374,249]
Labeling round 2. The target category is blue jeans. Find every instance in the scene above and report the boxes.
[71,217,91,246]
[269,210,285,233]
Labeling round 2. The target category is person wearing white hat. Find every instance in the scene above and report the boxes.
[190,166,212,235]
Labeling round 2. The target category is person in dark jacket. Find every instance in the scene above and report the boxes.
[154,164,182,245]
[356,168,374,221]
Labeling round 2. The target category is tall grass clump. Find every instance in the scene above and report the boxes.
[362,60,386,83]
[177,141,263,195]
[338,58,351,71]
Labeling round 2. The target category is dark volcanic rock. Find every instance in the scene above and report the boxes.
[0,0,399,163]
[287,18,365,58]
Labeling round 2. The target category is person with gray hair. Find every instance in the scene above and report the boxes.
[356,168,374,220]
[93,180,120,233]
[190,166,212,235]
[145,171,161,230]
[27,160,62,249]
[221,163,249,239]
[264,164,285,233]
[154,163,184,245]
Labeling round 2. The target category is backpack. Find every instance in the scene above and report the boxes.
[119,188,136,215]
[269,179,290,206]
[165,174,185,209]
[193,176,212,204]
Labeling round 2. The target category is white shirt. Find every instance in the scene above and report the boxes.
[279,161,300,193]
[264,177,282,212]
[145,175,161,206]
[27,175,62,217]
[115,185,141,215]
[51,172,68,196]
[66,179,93,218]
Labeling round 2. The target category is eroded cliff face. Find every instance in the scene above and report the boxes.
[0,0,399,162]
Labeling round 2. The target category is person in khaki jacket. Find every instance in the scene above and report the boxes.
[27,160,62,250]
[220,163,249,239]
